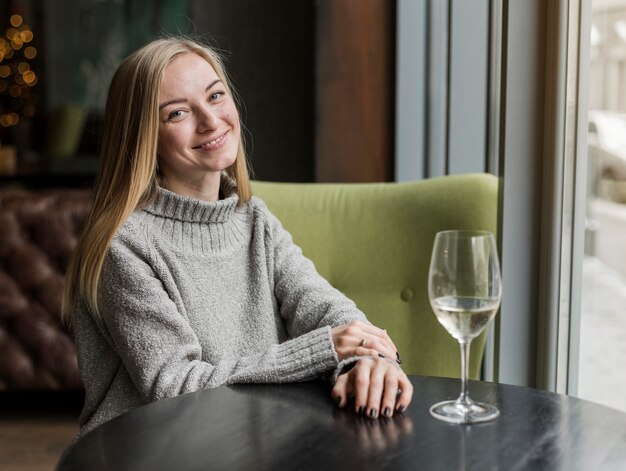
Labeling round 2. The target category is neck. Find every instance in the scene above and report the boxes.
[160,171,222,201]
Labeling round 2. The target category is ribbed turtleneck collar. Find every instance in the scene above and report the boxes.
[144,173,240,224]
[144,188,239,224]
[134,175,249,253]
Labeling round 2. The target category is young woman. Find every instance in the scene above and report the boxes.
[62,37,413,437]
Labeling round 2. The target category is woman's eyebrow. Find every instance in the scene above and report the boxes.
[159,79,223,110]
[159,98,185,110]
[206,79,222,92]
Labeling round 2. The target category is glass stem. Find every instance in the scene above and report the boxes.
[458,340,472,406]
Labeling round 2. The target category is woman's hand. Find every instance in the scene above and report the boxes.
[331,357,413,419]
[330,320,400,362]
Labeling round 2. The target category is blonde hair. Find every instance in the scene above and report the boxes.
[62,37,252,324]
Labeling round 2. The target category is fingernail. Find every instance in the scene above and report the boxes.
[396,405,405,414]
[378,353,386,359]
[357,406,365,417]
[368,408,378,419]
[384,407,392,417]
[334,396,341,405]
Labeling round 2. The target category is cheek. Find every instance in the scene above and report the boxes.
[157,128,167,150]
[226,102,240,133]
[157,129,179,156]
[156,135,165,155]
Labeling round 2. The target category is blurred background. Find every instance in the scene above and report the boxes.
[579,0,626,414]
[0,0,395,185]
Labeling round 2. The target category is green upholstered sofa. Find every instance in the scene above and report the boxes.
[252,173,499,379]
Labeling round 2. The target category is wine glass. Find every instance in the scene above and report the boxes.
[428,230,502,424]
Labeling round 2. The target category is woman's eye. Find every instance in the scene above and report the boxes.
[167,110,184,121]
[210,91,225,101]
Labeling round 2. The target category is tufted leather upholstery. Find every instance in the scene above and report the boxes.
[0,189,91,390]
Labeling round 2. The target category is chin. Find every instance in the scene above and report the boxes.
[206,157,237,174]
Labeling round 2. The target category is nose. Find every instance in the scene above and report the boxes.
[196,105,219,132]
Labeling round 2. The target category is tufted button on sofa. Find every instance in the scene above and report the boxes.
[0,189,91,390]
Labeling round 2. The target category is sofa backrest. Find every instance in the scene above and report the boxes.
[252,173,499,378]
[0,189,91,390]
[0,173,498,389]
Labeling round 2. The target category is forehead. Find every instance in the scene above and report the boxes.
[160,52,219,96]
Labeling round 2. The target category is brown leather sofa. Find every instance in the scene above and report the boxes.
[0,188,91,390]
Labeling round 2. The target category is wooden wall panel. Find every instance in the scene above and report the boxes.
[315,0,396,182]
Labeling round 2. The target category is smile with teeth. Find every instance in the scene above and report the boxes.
[193,131,228,150]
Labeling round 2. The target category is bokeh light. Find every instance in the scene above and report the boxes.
[22,70,35,84]
[10,15,23,28]
[9,84,21,97]
[0,112,20,127]
[1,16,38,127]
[21,30,33,43]
[24,46,36,59]
[10,38,24,50]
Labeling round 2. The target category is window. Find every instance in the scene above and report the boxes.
[577,0,626,412]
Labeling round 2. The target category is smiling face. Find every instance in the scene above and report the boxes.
[157,52,240,200]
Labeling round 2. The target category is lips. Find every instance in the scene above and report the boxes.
[192,131,228,150]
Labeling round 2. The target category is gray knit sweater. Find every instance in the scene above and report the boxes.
[74,182,368,437]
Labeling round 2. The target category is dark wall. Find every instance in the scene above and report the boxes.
[190,0,316,182]
[2,0,395,184]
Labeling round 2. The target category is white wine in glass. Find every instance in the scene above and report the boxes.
[428,230,502,424]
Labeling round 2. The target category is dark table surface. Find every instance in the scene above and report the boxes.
[57,375,626,471]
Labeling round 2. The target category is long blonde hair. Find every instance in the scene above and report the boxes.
[62,37,252,324]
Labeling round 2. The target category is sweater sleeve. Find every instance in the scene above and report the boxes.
[96,229,340,403]
[259,203,369,338]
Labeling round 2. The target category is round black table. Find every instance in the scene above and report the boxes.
[57,376,626,470]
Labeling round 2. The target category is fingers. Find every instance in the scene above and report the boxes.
[353,346,391,360]
[350,321,398,359]
[380,370,399,418]
[331,374,351,408]
[395,373,414,414]
[353,359,372,416]
[365,360,386,419]
[358,322,399,355]
[333,358,411,419]
[332,320,400,362]
[359,337,397,363]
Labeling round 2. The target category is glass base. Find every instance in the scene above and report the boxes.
[430,399,500,424]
